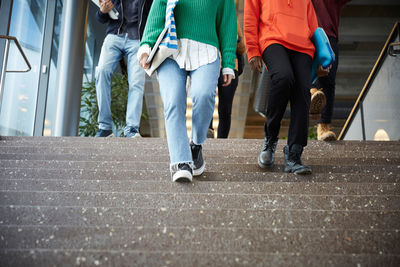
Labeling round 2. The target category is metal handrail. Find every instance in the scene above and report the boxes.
[0,35,31,72]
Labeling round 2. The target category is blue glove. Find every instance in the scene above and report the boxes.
[311,27,335,84]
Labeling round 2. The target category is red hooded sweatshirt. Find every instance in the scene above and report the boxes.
[244,0,319,61]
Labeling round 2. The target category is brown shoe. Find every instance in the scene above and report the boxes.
[317,123,337,141]
[310,88,326,114]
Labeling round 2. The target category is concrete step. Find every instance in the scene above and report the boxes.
[1,168,398,183]
[1,160,398,174]
[2,145,399,157]
[1,151,399,163]
[1,179,398,196]
[1,191,399,211]
[1,137,399,151]
[1,250,399,267]
[1,226,399,254]
[1,205,399,229]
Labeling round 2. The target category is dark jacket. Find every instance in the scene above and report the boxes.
[312,0,351,39]
[95,0,153,40]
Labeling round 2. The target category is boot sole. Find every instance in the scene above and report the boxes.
[284,167,312,175]
[294,168,312,175]
[318,133,337,141]
[309,91,326,114]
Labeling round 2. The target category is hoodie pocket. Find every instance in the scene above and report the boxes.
[273,12,311,47]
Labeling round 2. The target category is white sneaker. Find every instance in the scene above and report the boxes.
[124,127,141,138]
[172,163,193,182]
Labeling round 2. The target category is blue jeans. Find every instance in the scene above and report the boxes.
[157,58,220,168]
[95,34,145,132]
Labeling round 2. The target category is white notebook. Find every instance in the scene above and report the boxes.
[146,26,168,64]
[91,0,119,20]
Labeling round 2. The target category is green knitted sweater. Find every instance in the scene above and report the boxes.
[141,0,237,70]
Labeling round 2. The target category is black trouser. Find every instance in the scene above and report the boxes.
[209,70,239,138]
[262,44,312,148]
[314,36,339,124]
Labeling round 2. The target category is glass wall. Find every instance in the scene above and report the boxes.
[43,0,62,136]
[343,35,400,141]
[0,0,47,135]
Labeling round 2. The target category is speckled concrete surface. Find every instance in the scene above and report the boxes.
[0,137,399,266]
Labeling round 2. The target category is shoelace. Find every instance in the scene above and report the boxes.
[262,138,276,152]
[171,162,195,173]
[289,151,302,164]
[178,163,189,169]
[125,128,138,135]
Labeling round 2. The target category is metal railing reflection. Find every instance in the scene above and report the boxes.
[0,35,32,113]
[0,35,31,73]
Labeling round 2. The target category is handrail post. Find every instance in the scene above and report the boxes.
[0,38,10,112]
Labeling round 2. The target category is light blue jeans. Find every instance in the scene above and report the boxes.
[95,34,145,132]
[157,57,220,168]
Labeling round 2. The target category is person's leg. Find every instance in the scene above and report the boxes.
[124,38,146,136]
[189,58,220,176]
[315,37,339,141]
[259,44,294,168]
[189,57,221,145]
[262,44,294,140]
[317,37,339,124]
[217,70,239,138]
[287,50,313,148]
[95,34,124,131]
[157,58,192,167]
[283,50,313,175]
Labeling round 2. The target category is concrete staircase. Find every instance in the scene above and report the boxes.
[0,137,399,266]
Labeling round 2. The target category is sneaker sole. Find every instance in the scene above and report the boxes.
[126,134,142,138]
[95,133,114,138]
[193,162,205,176]
[310,91,326,114]
[172,170,193,182]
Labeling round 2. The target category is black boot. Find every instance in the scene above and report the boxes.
[283,144,312,175]
[258,137,278,168]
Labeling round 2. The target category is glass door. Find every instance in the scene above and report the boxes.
[0,0,54,136]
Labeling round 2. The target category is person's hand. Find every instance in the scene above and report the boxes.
[139,53,150,69]
[99,0,114,14]
[221,74,234,87]
[249,56,262,73]
[317,65,331,77]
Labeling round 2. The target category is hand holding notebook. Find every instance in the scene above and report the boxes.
[91,0,119,20]
[311,27,335,83]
